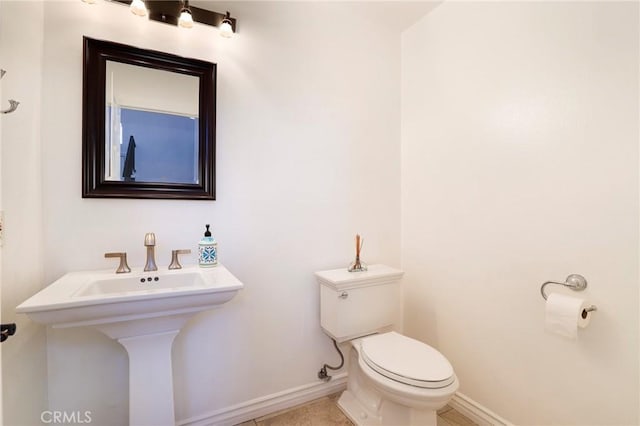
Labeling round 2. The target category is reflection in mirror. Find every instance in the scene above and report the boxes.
[104,62,200,184]
[82,37,216,200]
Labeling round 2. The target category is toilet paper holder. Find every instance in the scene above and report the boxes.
[540,274,597,318]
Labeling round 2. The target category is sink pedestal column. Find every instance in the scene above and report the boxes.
[119,330,179,426]
[93,314,193,426]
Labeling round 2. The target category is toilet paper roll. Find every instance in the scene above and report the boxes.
[545,293,592,339]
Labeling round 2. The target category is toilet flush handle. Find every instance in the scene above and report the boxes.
[339,291,348,299]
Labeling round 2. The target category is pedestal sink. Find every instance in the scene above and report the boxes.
[16,264,243,426]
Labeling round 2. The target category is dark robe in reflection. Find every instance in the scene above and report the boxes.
[122,135,136,181]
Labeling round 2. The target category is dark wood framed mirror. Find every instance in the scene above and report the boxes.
[82,37,216,199]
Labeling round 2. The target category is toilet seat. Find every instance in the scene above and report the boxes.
[360,332,455,389]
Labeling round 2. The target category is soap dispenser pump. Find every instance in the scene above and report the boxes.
[198,224,218,267]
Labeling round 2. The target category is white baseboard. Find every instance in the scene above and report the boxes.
[449,392,513,426]
[176,376,511,426]
[176,373,348,426]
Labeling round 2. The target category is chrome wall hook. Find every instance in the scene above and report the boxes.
[1,69,20,114]
[1,99,19,114]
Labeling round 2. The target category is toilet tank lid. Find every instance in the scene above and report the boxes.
[315,264,403,290]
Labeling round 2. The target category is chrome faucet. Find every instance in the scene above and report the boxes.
[144,233,158,272]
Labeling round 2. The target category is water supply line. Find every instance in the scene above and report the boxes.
[317,338,344,382]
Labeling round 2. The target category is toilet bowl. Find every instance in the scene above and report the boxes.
[338,332,458,425]
[316,265,459,426]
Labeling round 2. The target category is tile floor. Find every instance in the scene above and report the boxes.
[236,393,477,426]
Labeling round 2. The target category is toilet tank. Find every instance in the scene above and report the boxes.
[316,264,403,342]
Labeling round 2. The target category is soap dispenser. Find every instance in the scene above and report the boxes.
[198,224,218,267]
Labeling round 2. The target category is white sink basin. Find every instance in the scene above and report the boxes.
[73,271,206,296]
[16,264,243,426]
[16,264,242,329]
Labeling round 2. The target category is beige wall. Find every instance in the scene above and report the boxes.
[401,2,639,425]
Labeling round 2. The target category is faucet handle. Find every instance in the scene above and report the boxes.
[144,232,156,246]
[105,252,131,274]
[168,249,191,270]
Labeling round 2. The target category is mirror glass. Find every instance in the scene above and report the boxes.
[104,61,200,184]
[83,37,216,200]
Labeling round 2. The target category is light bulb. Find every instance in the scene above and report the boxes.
[130,0,147,17]
[178,9,194,28]
[219,20,233,38]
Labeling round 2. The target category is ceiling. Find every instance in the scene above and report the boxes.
[190,1,442,33]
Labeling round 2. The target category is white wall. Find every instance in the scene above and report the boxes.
[4,1,408,424]
[1,2,49,425]
[401,2,639,425]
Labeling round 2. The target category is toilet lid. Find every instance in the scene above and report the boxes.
[361,332,455,389]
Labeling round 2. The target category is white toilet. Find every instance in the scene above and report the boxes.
[316,264,459,426]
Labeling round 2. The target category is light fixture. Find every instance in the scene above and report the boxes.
[81,0,97,4]
[129,0,147,17]
[110,1,237,35]
[178,0,193,29]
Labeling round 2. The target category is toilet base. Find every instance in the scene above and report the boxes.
[338,389,437,426]
[335,342,451,426]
